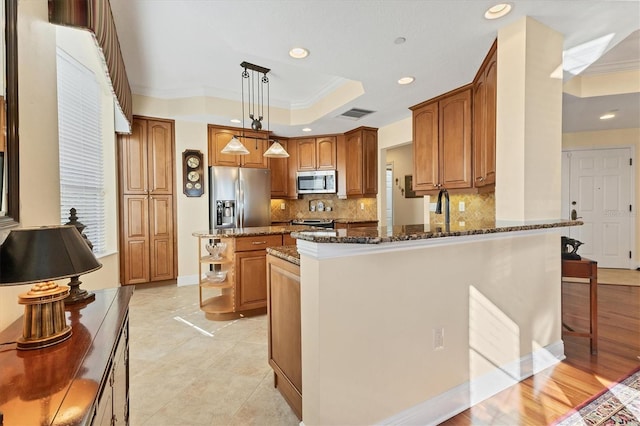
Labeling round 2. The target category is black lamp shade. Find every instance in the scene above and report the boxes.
[0,225,102,286]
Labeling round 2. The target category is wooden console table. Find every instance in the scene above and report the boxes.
[0,286,133,425]
[561,257,598,355]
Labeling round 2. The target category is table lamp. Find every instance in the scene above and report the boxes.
[0,225,102,350]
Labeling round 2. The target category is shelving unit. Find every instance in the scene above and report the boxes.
[197,235,235,316]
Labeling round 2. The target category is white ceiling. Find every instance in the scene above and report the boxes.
[110,0,640,137]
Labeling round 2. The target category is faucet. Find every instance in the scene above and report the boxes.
[435,188,450,227]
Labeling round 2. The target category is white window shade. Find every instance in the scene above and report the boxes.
[57,49,105,255]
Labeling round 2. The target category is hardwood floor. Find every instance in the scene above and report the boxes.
[442,282,640,425]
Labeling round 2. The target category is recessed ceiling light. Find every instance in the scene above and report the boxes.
[230,118,241,124]
[394,37,406,45]
[600,112,616,120]
[289,47,309,59]
[398,76,415,85]
[484,3,512,19]
[302,127,312,132]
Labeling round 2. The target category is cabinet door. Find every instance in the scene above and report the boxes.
[112,325,129,425]
[270,139,289,197]
[236,250,268,311]
[439,89,472,189]
[208,126,241,167]
[149,195,175,282]
[296,138,316,171]
[483,53,497,186]
[119,119,148,194]
[267,256,302,393]
[362,130,377,195]
[473,48,497,188]
[316,136,337,170]
[241,136,269,168]
[345,131,363,196]
[121,195,150,285]
[147,120,174,194]
[412,102,439,191]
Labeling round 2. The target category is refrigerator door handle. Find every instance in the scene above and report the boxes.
[237,177,243,228]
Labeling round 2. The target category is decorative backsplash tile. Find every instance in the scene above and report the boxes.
[271,195,377,222]
[429,192,495,226]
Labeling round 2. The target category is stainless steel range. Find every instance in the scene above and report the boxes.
[290,219,335,229]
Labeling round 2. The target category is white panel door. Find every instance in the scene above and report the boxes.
[568,148,632,268]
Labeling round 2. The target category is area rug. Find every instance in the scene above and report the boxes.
[553,366,640,425]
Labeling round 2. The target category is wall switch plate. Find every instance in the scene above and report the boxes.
[280,202,286,210]
[429,203,437,212]
[459,201,465,212]
[433,328,444,350]
[360,202,365,210]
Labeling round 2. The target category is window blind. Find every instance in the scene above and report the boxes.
[56,49,106,255]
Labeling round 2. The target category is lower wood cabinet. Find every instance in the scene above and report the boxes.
[335,221,378,230]
[267,253,302,420]
[197,233,295,318]
[0,287,133,426]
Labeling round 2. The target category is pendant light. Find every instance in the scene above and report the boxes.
[221,61,289,158]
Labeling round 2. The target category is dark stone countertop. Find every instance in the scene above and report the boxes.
[291,219,583,244]
[266,245,300,266]
[193,225,315,238]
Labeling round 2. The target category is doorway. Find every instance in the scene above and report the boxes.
[562,147,635,268]
[386,163,393,228]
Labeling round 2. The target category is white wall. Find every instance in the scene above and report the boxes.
[0,0,121,329]
[300,231,563,425]
[385,144,423,225]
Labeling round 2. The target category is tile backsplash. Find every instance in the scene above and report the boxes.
[428,192,495,225]
[271,195,377,222]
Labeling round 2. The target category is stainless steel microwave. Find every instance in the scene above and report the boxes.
[296,170,337,194]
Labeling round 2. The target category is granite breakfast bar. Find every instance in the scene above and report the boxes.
[288,219,582,426]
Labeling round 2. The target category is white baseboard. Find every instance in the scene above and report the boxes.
[377,341,565,426]
[177,274,199,287]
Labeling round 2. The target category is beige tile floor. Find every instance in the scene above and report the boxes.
[128,282,299,426]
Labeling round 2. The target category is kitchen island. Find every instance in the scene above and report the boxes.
[289,219,581,425]
[192,225,312,319]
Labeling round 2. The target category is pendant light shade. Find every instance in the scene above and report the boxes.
[221,136,250,155]
[221,61,289,158]
[263,140,290,158]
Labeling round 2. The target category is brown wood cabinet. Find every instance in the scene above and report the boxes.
[411,86,472,194]
[0,287,133,426]
[343,127,378,198]
[267,253,302,420]
[197,233,296,319]
[473,40,497,190]
[208,125,269,168]
[269,138,299,199]
[294,136,337,171]
[118,117,176,285]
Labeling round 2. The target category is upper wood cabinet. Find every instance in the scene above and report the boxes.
[411,86,472,194]
[343,127,378,198]
[295,136,337,171]
[268,139,299,199]
[473,40,497,189]
[208,125,269,169]
[120,119,173,195]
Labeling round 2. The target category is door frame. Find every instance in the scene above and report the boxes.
[561,144,637,269]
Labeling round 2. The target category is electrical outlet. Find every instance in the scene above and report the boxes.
[459,201,465,212]
[429,203,437,212]
[280,202,286,210]
[360,202,365,210]
[433,328,444,350]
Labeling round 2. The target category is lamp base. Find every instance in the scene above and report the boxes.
[64,276,95,305]
[18,283,72,351]
[17,325,72,350]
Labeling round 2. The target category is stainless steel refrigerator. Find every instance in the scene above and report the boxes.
[209,166,271,229]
